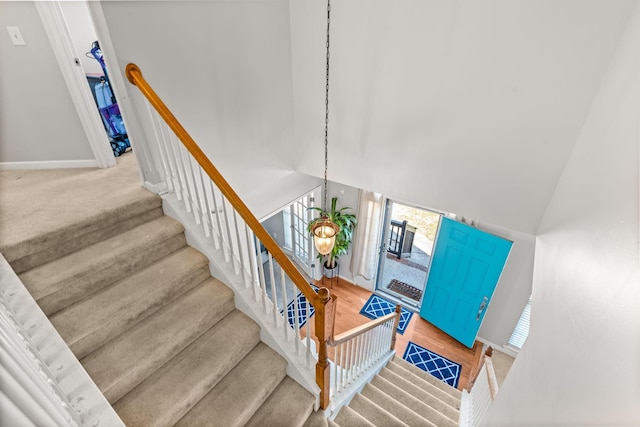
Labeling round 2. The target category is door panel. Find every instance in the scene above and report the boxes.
[420,217,512,348]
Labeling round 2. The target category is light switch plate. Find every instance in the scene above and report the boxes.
[7,26,26,46]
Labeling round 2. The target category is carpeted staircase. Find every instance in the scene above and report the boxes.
[6,189,316,426]
[2,157,462,426]
[305,358,461,427]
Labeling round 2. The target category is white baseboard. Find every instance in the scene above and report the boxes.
[0,159,99,170]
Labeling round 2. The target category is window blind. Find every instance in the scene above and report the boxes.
[508,296,531,349]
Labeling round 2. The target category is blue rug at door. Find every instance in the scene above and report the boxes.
[402,341,461,388]
[359,294,413,334]
[282,284,319,328]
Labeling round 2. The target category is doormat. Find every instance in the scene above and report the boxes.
[387,279,423,301]
[402,341,461,388]
[359,294,413,334]
[282,284,319,328]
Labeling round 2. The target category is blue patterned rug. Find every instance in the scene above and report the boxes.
[402,341,461,388]
[282,284,319,328]
[359,294,413,334]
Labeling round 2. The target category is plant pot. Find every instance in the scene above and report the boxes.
[323,261,338,279]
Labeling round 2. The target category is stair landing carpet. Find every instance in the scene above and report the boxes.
[359,294,413,334]
[402,341,461,388]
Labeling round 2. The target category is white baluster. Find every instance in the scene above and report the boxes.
[196,166,213,238]
[232,211,248,286]
[146,105,174,194]
[220,197,238,274]
[267,254,278,324]
[208,181,226,256]
[280,266,288,340]
[166,133,191,213]
[255,236,269,315]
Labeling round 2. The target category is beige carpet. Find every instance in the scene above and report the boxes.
[492,349,515,387]
[0,152,144,253]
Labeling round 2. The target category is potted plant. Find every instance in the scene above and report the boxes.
[308,196,357,278]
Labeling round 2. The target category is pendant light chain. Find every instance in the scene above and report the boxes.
[311,0,339,257]
[323,0,331,212]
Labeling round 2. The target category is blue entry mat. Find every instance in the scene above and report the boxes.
[402,341,461,388]
[359,294,413,334]
[282,284,319,328]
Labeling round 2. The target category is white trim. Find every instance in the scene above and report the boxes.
[35,1,115,170]
[0,254,125,427]
[0,160,99,171]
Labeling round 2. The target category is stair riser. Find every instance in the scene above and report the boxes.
[176,343,287,427]
[82,280,236,404]
[371,375,458,427]
[35,233,187,317]
[361,384,436,427]
[114,311,261,427]
[64,263,212,360]
[10,203,163,274]
[389,359,462,399]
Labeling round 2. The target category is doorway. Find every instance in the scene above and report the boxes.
[376,200,441,307]
[58,1,130,157]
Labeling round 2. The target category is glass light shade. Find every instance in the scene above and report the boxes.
[311,218,340,255]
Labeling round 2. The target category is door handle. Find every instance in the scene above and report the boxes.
[476,296,489,321]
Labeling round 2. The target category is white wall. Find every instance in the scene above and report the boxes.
[484,4,640,424]
[290,0,634,236]
[98,0,297,180]
[0,1,95,166]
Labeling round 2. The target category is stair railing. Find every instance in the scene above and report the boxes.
[459,347,499,426]
[125,63,336,409]
[327,305,401,410]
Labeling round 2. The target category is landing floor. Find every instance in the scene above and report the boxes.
[313,277,483,391]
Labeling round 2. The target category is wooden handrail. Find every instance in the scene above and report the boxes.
[125,63,335,408]
[329,305,401,348]
[484,353,499,400]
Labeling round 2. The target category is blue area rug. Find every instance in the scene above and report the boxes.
[282,284,319,328]
[359,294,413,335]
[402,341,461,388]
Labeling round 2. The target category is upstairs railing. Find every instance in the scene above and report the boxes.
[460,347,500,426]
[125,63,336,408]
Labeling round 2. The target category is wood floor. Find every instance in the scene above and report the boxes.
[310,277,483,391]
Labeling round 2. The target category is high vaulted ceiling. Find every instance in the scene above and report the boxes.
[291,0,635,233]
[101,0,635,234]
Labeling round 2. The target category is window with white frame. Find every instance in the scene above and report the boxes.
[508,296,531,349]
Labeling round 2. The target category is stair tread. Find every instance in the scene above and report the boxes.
[333,405,375,427]
[176,342,287,427]
[371,374,458,427]
[390,358,463,398]
[114,310,261,427]
[7,193,162,274]
[51,246,209,359]
[380,367,460,413]
[303,410,329,427]
[349,393,409,427]
[244,376,315,427]
[81,278,235,403]
[21,215,185,315]
[361,383,437,427]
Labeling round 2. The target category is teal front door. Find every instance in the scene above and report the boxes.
[420,217,512,348]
